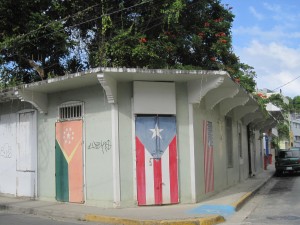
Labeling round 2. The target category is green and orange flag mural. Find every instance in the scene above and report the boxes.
[55,120,84,203]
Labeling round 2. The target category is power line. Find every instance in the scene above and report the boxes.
[1,0,153,50]
[272,75,300,91]
[2,3,101,47]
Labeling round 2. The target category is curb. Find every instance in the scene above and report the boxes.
[230,172,274,211]
[84,214,225,225]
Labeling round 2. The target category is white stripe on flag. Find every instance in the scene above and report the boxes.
[145,148,155,205]
[161,147,170,204]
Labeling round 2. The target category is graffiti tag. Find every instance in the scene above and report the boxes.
[88,140,111,154]
[0,143,12,158]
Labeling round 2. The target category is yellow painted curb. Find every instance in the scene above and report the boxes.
[231,192,252,210]
[84,214,225,225]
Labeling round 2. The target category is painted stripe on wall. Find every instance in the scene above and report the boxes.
[55,140,69,202]
[145,148,155,205]
[203,120,214,193]
[153,158,162,204]
[169,137,178,203]
[68,140,83,203]
[161,147,170,204]
[136,137,146,205]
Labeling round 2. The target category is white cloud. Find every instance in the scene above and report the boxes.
[249,6,264,20]
[233,26,284,40]
[263,3,282,13]
[236,40,300,97]
[263,2,300,25]
[233,25,300,48]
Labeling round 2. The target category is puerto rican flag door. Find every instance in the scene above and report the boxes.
[135,116,179,206]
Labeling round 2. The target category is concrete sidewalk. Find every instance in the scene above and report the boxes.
[0,166,275,225]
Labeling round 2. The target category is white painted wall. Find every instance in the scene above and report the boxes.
[0,113,17,195]
[0,102,37,197]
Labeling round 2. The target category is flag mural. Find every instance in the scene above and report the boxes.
[203,120,214,193]
[55,120,84,203]
[135,116,178,206]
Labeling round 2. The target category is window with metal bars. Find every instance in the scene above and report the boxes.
[58,101,83,121]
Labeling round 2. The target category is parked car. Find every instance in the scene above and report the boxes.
[275,147,300,176]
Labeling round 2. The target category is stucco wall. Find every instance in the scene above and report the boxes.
[192,100,252,202]
[175,83,191,203]
[118,82,135,206]
[0,101,36,196]
[193,101,229,201]
[37,85,113,206]
[0,112,17,195]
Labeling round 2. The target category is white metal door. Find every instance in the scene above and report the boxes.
[16,111,37,197]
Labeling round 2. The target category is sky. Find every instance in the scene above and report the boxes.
[221,0,300,98]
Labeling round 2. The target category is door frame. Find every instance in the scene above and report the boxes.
[17,109,38,198]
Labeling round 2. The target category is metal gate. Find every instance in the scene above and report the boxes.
[55,120,84,203]
[135,116,178,205]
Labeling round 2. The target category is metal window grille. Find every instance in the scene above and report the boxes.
[58,101,83,121]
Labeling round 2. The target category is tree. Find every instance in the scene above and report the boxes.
[0,0,256,93]
[0,0,85,87]
[291,96,300,113]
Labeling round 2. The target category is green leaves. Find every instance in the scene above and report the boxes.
[161,0,186,25]
[0,0,256,92]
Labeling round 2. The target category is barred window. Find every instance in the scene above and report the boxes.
[58,101,84,121]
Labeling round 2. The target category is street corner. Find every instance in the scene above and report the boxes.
[84,214,225,225]
[231,192,253,211]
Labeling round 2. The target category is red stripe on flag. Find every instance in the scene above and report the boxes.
[136,137,146,205]
[203,121,208,192]
[169,136,179,203]
[209,147,214,192]
[153,159,162,205]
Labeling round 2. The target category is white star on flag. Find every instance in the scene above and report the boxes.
[63,127,75,144]
[149,124,163,139]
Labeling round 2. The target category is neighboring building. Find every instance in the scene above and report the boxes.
[0,68,276,208]
[290,113,300,147]
[257,89,289,150]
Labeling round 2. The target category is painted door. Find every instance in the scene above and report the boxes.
[135,116,178,206]
[55,120,84,203]
[16,111,37,197]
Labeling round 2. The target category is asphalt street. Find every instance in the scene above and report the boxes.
[0,211,107,225]
[224,173,300,225]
